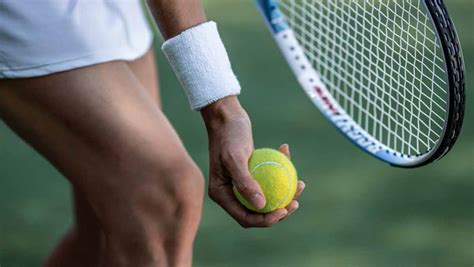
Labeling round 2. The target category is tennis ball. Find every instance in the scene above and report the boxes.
[233,148,298,213]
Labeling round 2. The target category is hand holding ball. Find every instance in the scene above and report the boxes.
[233,148,298,213]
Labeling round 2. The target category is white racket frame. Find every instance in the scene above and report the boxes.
[255,0,464,167]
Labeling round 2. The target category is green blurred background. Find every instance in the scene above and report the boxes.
[1,0,473,266]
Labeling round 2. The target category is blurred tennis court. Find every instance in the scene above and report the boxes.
[1,0,473,266]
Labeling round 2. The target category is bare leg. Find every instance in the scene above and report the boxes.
[0,54,204,267]
[127,49,161,106]
[43,188,105,267]
[43,48,163,267]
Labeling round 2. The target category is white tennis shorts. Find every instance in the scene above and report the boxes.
[0,0,153,79]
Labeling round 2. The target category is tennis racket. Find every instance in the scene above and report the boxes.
[256,0,466,167]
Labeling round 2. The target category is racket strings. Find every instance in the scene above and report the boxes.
[280,0,448,156]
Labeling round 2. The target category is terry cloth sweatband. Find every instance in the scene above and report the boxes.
[162,21,241,110]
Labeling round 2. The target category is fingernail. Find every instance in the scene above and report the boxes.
[251,193,266,209]
[279,210,288,219]
[290,201,299,213]
[300,181,306,189]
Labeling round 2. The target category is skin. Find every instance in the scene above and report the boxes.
[0,0,305,266]
[150,0,306,229]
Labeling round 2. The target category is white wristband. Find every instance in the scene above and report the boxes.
[162,21,241,110]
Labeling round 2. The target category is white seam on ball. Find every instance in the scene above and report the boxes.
[250,161,295,209]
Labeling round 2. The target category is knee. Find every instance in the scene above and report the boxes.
[98,153,205,229]
[160,159,206,214]
[99,141,206,210]
[98,158,205,266]
[85,132,206,237]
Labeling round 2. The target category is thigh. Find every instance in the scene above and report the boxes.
[71,48,161,234]
[70,48,160,233]
[0,60,194,224]
[126,48,161,107]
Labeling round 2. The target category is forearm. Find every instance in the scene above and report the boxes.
[146,0,207,39]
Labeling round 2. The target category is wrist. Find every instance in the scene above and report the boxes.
[201,96,247,130]
[161,21,241,110]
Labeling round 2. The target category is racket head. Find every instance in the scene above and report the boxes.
[256,0,465,167]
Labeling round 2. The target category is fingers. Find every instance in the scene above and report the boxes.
[224,179,305,227]
[212,144,305,228]
[210,184,287,228]
[278,143,291,159]
[294,180,305,200]
[258,209,288,226]
[223,153,266,209]
[285,200,299,216]
[209,178,305,228]
[279,180,305,221]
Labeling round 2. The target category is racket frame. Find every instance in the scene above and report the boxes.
[256,0,465,167]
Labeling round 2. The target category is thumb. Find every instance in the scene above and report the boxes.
[229,158,266,209]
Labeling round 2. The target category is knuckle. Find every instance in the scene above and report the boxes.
[223,150,246,165]
[221,151,234,164]
[237,181,250,190]
[236,183,252,195]
[232,152,247,164]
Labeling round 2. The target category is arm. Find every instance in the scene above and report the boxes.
[146,0,304,227]
[146,0,206,39]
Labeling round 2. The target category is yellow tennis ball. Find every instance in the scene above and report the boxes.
[233,148,298,213]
